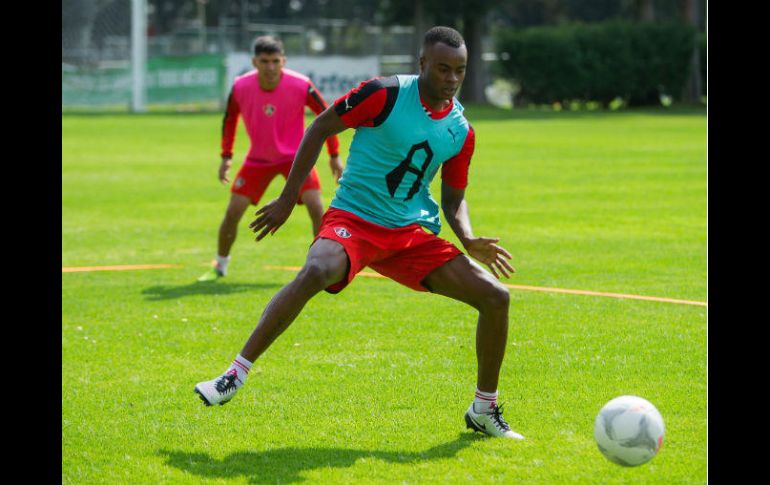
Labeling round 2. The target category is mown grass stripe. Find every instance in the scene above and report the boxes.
[62,264,182,272]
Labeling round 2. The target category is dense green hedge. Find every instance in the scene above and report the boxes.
[699,32,706,97]
[495,21,698,106]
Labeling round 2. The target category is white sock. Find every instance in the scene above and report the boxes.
[224,354,252,388]
[216,255,231,275]
[472,388,498,414]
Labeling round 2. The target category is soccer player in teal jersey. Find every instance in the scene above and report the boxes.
[195,26,523,439]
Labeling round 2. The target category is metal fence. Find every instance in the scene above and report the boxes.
[62,1,419,111]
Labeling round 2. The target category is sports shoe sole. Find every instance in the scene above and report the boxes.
[465,412,485,433]
[195,386,233,407]
[197,274,223,282]
[194,387,213,406]
[465,410,525,440]
[197,268,225,282]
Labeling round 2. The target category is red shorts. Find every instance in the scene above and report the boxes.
[313,208,463,293]
[231,162,321,205]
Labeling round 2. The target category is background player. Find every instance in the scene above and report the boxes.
[198,36,342,281]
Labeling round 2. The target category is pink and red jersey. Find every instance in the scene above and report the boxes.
[221,68,340,166]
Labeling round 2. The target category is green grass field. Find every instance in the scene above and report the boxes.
[62,106,707,484]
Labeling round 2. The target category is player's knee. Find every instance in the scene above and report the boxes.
[478,281,510,314]
[298,261,341,291]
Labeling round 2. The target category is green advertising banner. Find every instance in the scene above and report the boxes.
[146,54,225,105]
[62,54,225,110]
[62,65,132,108]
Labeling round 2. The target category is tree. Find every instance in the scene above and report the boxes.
[380,0,503,104]
[459,6,488,103]
[637,0,655,22]
[680,0,703,103]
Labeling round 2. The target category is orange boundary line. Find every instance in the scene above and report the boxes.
[62,264,183,273]
[265,265,707,307]
[60,263,707,307]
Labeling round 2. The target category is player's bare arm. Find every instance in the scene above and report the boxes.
[218,156,233,184]
[305,82,343,184]
[249,106,348,240]
[441,182,516,279]
[329,155,343,183]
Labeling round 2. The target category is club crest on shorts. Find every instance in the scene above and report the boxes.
[234,177,245,189]
[334,227,351,238]
[263,103,276,116]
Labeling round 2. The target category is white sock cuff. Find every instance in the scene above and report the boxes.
[233,354,252,373]
[216,255,231,265]
[474,388,498,401]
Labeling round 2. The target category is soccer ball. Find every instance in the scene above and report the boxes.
[594,395,665,467]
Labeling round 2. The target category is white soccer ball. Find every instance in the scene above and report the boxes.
[594,395,665,467]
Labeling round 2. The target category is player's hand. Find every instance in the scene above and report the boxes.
[330,155,343,184]
[249,195,295,241]
[464,237,516,279]
[219,157,232,184]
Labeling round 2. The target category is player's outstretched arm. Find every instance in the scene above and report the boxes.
[441,182,516,279]
[249,107,348,241]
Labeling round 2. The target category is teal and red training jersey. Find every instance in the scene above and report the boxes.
[331,75,475,234]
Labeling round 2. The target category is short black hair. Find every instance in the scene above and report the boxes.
[423,26,464,49]
[253,36,284,56]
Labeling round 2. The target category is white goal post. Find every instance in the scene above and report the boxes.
[131,0,147,112]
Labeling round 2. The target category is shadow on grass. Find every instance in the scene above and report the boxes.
[158,433,485,484]
[142,281,282,301]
